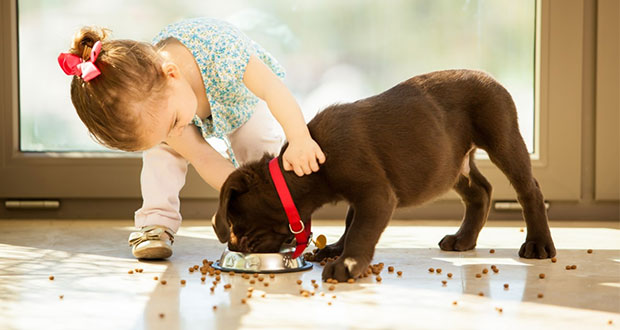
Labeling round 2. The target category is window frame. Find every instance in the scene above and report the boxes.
[0,0,583,202]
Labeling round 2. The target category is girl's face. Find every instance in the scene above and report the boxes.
[139,69,198,150]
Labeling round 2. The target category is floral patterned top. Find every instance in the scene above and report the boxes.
[153,17,285,167]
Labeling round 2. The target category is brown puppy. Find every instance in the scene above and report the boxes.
[213,69,556,282]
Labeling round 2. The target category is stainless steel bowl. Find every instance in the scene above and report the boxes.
[212,246,313,274]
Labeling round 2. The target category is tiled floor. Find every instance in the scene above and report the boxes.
[0,219,618,330]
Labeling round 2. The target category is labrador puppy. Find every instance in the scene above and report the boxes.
[212,69,556,282]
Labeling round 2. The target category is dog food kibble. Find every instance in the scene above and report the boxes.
[436,268,442,274]
[229,271,235,276]
[214,270,221,275]
[210,287,215,292]
[311,279,316,284]
[397,271,403,276]
[328,302,332,306]
[241,299,246,304]
[215,275,221,281]
[376,276,382,282]
[160,280,167,285]
[247,292,253,298]
[159,313,165,318]
[212,306,217,311]
[201,276,206,282]
[520,228,524,232]
[587,249,593,254]
[49,275,54,280]
[504,283,509,289]
[313,283,319,288]
[388,266,394,272]
[248,287,254,292]
[269,274,275,279]
[302,291,310,298]
[264,282,269,287]
[492,268,499,274]
[496,307,503,313]
[128,270,134,274]
[258,277,264,282]
[188,267,194,273]
[429,268,435,273]
[224,284,231,289]
[447,273,453,278]
[482,268,489,274]
[441,280,447,286]
[565,265,571,270]
[296,280,302,285]
[249,280,256,284]
[212,281,218,286]
[180,279,186,285]
[490,249,495,253]
[332,295,337,299]
[252,273,258,278]
[154,276,158,281]
[539,273,545,279]
[262,294,266,298]
[571,265,577,269]
[242,274,250,279]
[452,301,458,306]
[537,293,544,298]
[478,292,484,296]
[347,278,355,284]
[329,285,335,291]
[320,261,326,266]
[551,257,557,263]
[475,274,482,278]
[608,320,613,325]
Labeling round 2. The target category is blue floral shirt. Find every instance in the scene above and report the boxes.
[153,17,285,167]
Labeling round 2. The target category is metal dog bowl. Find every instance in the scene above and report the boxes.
[212,246,313,274]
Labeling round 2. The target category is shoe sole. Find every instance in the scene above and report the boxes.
[132,242,173,260]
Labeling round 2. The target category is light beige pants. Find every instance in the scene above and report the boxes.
[134,101,283,232]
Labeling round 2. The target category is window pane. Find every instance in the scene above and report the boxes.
[19,0,535,153]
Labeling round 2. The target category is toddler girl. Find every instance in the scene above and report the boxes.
[58,17,325,259]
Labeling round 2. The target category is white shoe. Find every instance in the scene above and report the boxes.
[128,225,174,259]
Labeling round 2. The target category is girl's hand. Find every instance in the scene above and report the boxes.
[282,137,326,176]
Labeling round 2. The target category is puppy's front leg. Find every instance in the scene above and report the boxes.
[322,194,396,282]
[314,206,354,261]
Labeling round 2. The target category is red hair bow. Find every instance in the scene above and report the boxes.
[57,41,102,82]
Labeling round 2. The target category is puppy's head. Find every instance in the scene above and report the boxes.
[212,158,293,253]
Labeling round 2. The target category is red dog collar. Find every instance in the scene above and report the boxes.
[269,157,311,259]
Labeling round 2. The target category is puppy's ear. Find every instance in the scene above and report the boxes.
[212,170,253,243]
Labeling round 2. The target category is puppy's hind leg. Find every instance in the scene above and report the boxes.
[313,206,354,260]
[439,151,492,251]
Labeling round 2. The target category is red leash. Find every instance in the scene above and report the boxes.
[268,157,311,259]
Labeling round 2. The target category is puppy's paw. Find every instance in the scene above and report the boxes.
[321,256,368,282]
[313,243,344,261]
[438,234,477,251]
[519,237,556,259]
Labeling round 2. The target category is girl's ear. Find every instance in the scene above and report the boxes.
[161,62,181,79]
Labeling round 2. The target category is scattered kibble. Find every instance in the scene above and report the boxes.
[475,274,482,278]
[59,295,64,299]
[329,285,335,291]
[154,276,158,281]
[258,277,264,282]
[215,275,221,281]
[571,265,577,269]
[436,268,442,274]
[388,266,394,272]
[248,287,254,292]
[180,279,186,285]
[551,257,557,263]
[201,276,206,282]
[241,299,246,304]
[269,274,275,279]
[128,270,134,274]
[264,283,269,287]
[587,249,593,254]
[249,280,255,284]
[161,280,167,285]
[159,313,165,318]
[452,301,458,306]
[347,278,355,284]
[504,283,509,289]
[490,249,495,253]
[429,268,435,273]
[478,292,484,296]
[441,280,447,286]
[496,307,503,313]
[565,265,571,270]
[608,320,613,325]
[537,293,544,298]
[210,287,215,292]
[482,268,489,274]
[397,271,403,276]
[229,271,235,276]
[328,302,332,306]
[212,306,217,311]
[261,294,266,298]
[376,276,382,282]
[49,275,54,281]
[519,228,524,232]
[539,273,545,279]
[188,267,194,273]
[447,273,453,278]
[296,280,302,285]
[252,273,258,278]
[224,284,231,289]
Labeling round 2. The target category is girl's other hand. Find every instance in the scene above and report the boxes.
[282,138,326,176]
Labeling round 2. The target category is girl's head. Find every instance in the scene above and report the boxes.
[63,27,196,151]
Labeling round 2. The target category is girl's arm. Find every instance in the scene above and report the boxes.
[242,54,326,176]
[166,124,235,191]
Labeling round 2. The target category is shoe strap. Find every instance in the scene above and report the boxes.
[128,225,175,246]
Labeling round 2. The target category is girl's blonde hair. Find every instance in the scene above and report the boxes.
[67,27,167,151]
